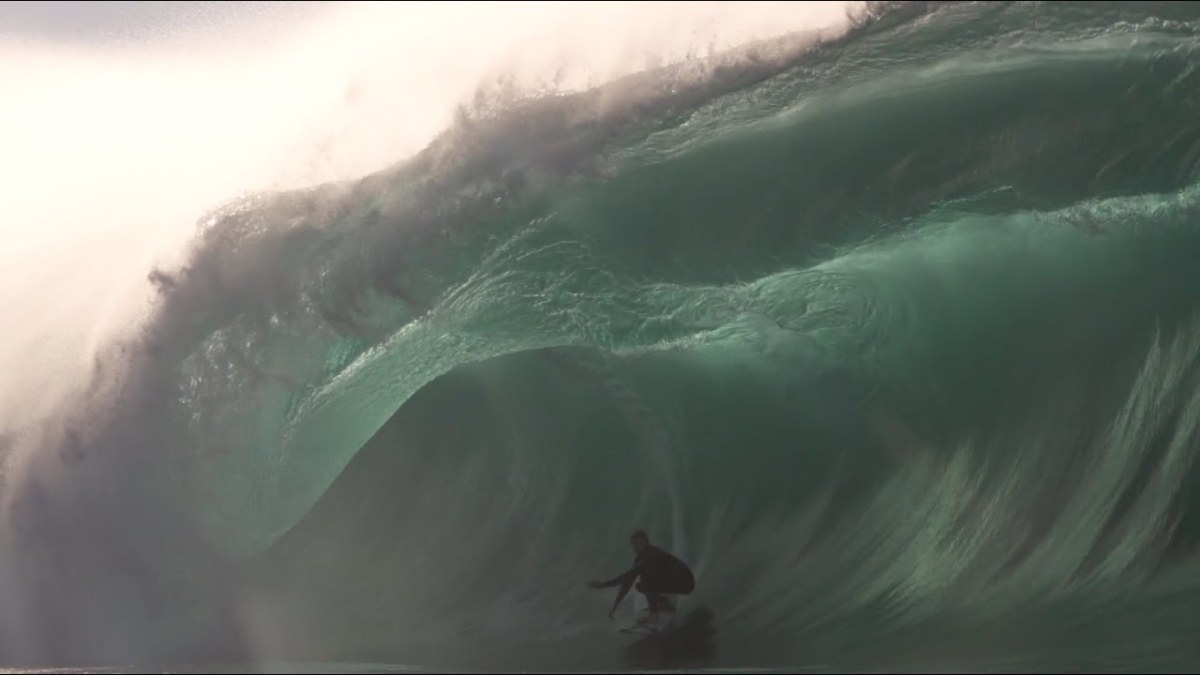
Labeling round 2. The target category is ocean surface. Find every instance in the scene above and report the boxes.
[5,1,1200,672]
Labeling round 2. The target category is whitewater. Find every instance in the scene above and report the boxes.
[4,1,1200,671]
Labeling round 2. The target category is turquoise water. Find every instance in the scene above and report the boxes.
[5,1,1200,672]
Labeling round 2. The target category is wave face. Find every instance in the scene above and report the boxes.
[7,1,1200,671]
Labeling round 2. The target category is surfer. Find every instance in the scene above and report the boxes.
[588,530,695,624]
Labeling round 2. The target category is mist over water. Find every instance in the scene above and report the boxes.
[0,0,853,435]
[4,1,1200,672]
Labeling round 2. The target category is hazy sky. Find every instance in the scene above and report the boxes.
[0,1,334,45]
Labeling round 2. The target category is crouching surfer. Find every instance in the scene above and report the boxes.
[588,530,695,625]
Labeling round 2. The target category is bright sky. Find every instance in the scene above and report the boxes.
[0,1,335,45]
[0,1,857,425]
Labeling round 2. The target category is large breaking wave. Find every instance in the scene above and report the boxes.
[5,2,1200,671]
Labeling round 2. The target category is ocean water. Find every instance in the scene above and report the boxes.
[5,1,1200,672]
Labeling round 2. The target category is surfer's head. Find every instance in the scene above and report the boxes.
[630,529,650,553]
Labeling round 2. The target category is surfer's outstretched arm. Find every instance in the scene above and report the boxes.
[607,574,637,619]
[593,566,638,589]
[588,566,640,619]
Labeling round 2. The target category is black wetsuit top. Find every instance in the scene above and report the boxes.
[602,545,695,595]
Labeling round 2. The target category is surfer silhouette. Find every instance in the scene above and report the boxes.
[588,530,695,624]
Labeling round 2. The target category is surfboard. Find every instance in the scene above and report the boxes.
[616,609,675,635]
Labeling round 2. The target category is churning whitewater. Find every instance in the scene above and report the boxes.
[5,1,1200,671]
